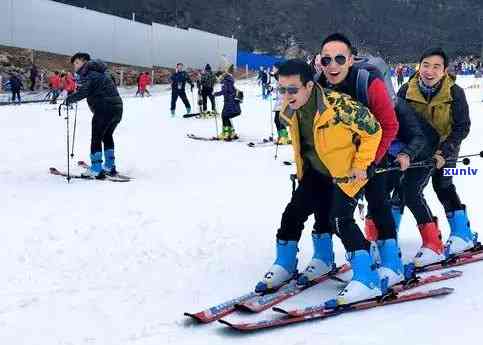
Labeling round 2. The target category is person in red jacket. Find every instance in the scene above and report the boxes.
[61,72,76,95]
[48,71,62,104]
[139,71,151,97]
[301,33,402,289]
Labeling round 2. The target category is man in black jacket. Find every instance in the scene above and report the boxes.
[170,63,193,116]
[66,52,123,179]
[397,47,475,265]
[9,73,23,104]
[366,98,441,265]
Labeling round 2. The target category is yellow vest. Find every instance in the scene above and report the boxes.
[405,74,454,142]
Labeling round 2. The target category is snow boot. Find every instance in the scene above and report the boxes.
[81,152,105,179]
[255,240,298,293]
[377,239,405,287]
[414,220,445,267]
[297,233,335,286]
[337,250,381,305]
[103,149,117,176]
[445,205,478,256]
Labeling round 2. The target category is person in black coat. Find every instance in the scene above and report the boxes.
[29,64,38,91]
[200,64,217,113]
[66,52,123,179]
[9,73,23,104]
[383,98,440,234]
[170,63,194,116]
[214,64,241,140]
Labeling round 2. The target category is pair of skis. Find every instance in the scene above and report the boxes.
[49,161,132,182]
[184,247,483,331]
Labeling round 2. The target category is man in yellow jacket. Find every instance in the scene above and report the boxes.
[255,59,384,304]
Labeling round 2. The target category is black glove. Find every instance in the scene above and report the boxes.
[190,85,194,92]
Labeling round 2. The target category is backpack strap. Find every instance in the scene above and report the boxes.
[356,68,370,107]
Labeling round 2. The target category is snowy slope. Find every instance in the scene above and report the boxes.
[0,76,482,345]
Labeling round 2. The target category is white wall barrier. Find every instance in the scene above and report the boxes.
[0,0,237,69]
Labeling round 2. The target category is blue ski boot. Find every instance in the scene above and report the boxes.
[377,239,405,287]
[297,233,335,286]
[81,152,105,179]
[255,240,298,293]
[445,206,478,256]
[337,250,381,305]
[103,149,117,176]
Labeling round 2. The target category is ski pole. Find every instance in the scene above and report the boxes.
[274,139,280,160]
[269,92,274,141]
[214,98,219,137]
[70,103,78,158]
[334,158,470,184]
[64,104,71,183]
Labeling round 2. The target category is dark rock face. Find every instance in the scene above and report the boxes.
[54,0,482,61]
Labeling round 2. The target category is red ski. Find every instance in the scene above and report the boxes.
[219,287,454,332]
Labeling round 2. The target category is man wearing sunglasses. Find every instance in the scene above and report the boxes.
[255,59,384,305]
[315,33,404,288]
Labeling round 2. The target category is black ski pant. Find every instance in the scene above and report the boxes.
[277,167,369,252]
[365,157,397,240]
[274,111,286,132]
[201,87,216,111]
[11,89,21,103]
[30,78,36,91]
[222,117,233,128]
[171,89,190,111]
[388,166,434,225]
[432,168,463,212]
[91,104,123,154]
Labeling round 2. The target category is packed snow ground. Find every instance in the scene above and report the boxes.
[1,76,482,345]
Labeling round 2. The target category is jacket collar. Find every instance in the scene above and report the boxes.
[406,72,453,105]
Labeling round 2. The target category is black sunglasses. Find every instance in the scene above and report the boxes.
[320,55,347,67]
[278,86,301,95]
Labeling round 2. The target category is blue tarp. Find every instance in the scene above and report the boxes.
[237,51,284,71]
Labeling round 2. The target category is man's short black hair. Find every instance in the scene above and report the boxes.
[277,59,314,85]
[70,52,90,64]
[419,47,448,68]
[321,33,353,54]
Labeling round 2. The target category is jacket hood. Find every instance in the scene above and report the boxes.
[82,59,108,75]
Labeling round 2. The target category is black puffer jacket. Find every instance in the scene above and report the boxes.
[393,97,439,162]
[66,60,122,113]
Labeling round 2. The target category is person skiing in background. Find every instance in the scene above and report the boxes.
[396,63,405,88]
[214,64,241,140]
[135,72,142,96]
[64,52,123,179]
[271,63,290,144]
[9,73,23,104]
[256,59,382,304]
[313,33,402,287]
[29,64,39,91]
[200,64,217,114]
[61,71,76,96]
[139,72,151,97]
[170,63,193,116]
[144,72,152,96]
[398,47,475,265]
[48,71,62,104]
[257,66,270,99]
